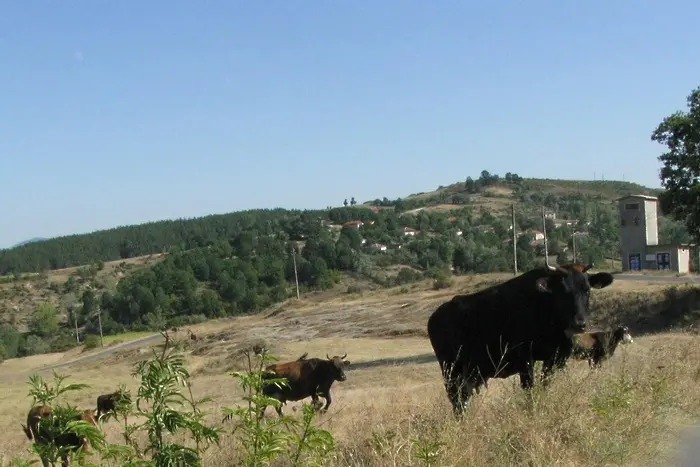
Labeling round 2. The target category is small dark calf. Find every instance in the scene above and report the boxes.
[22,405,98,467]
[187,329,198,341]
[96,391,130,422]
[572,325,634,368]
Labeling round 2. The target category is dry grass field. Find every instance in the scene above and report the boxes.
[2,273,700,466]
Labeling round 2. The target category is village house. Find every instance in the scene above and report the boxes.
[371,243,387,252]
[403,227,418,236]
[342,220,364,229]
[553,219,578,229]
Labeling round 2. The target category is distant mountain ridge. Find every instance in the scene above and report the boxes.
[11,237,47,249]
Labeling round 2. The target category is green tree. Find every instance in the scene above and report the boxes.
[654,87,700,241]
[29,303,59,337]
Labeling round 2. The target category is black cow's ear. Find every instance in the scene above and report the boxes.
[589,272,614,289]
[535,277,551,293]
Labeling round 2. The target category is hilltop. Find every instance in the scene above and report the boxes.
[364,175,661,216]
[9,237,47,249]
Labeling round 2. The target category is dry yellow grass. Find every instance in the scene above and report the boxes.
[1,274,700,466]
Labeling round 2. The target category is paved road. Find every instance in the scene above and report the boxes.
[613,273,700,283]
[674,425,700,466]
[0,333,162,382]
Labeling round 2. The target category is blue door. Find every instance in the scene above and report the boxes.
[629,253,641,271]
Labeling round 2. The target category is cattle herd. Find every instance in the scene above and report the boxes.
[20,262,638,465]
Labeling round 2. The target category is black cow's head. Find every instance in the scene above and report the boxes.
[326,353,350,382]
[535,263,614,334]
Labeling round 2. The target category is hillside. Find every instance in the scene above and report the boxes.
[2,274,700,466]
[365,175,662,216]
[0,175,662,276]
[0,174,692,363]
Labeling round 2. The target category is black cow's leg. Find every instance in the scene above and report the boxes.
[311,392,321,411]
[320,390,332,413]
[519,370,534,389]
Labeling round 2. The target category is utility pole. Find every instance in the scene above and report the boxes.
[572,232,577,264]
[96,304,104,348]
[542,206,549,265]
[87,284,104,348]
[291,246,300,300]
[512,203,518,275]
[69,305,80,344]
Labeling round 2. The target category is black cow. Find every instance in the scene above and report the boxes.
[572,325,634,368]
[96,390,131,422]
[22,405,99,467]
[259,353,350,416]
[427,263,614,415]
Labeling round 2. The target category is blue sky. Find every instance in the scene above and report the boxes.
[1,0,699,248]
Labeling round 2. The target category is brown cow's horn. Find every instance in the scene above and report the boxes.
[583,263,593,272]
[341,353,347,359]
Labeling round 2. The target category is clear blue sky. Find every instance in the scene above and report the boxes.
[1,0,699,248]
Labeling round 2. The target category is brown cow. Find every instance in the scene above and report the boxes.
[187,329,198,341]
[260,353,350,416]
[22,405,99,467]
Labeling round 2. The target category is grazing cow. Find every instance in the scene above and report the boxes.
[260,353,350,416]
[572,325,634,368]
[22,405,99,467]
[96,391,130,422]
[187,329,198,341]
[427,263,614,415]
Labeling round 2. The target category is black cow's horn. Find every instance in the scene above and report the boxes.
[327,353,331,360]
[341,353,347,359]
[583,263,594,272]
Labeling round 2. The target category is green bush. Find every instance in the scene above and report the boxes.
[83,334,101,350]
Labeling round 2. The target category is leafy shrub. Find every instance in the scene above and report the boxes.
[83,334,101,350]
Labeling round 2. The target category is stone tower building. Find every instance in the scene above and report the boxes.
[617,194,691,272]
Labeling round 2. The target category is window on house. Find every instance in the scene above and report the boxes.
[624,203,640,210]
[621,218,626,227]
[633,216,640,225]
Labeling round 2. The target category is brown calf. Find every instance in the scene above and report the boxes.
[572,325,634,368]
[22,405,98,467]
